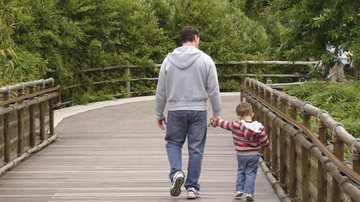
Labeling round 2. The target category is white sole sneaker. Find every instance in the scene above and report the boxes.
[187,187,200,199]
[246,194,254,201]
[170,173,184,197]
[234,192,243,200]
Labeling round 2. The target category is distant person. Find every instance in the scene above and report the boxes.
[210,102,269,201]
[327,46,353,82]
[155,26,221,199]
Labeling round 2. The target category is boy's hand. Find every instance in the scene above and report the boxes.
[208,116,219,127]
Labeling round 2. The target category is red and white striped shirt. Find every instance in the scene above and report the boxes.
[215,118,269,156]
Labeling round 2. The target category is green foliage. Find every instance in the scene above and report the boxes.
[0,0,272,103]
[285,81,360,137]
[268,0,360,62]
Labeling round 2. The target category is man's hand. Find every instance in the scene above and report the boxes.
[157,118,167,130]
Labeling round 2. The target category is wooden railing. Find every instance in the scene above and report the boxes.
[241,78,360,201]
[0,78,60,176]
[61,60,320,106]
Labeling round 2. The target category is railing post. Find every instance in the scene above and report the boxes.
[352,146,360,175]
[352,147,360,202]
[301,113,311,202]
[3,91,10,163]
[17,86,25,155]
[49,83,55,136]
[264,89,271,163]
[332,133,343,202]
[289,105,297,198]
[39,82,46,142]
[270,94,278,177]
[279,98,287,186]
[125,67,131,98]
[317,120,327,202]
[29,85,36,147]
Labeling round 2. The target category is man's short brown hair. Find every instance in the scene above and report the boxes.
[236,102,253,117]
[180,26,199,43]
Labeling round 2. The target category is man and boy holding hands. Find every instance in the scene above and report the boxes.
[156,26,269,201]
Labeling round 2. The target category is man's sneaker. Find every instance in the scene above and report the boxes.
[187,187,200,199]
[234,191,243,200]
[170,171,184,197]
[245,193,254,201]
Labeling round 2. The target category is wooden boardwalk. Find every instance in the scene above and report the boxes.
[0,95,279,201]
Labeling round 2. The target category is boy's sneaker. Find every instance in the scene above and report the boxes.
[234,191,243,200]
[245,193,254,201]
[187,187,200,199]
[170,171,184,197]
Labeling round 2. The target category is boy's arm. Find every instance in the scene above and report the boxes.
[214,117,234,131]
[258,128,270,147]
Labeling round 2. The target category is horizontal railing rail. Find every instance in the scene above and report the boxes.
[60,61,319,107]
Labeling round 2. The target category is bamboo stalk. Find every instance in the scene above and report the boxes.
[221,74,304,78]
[301,114,311,201]
[288,105,297,198]
[0,94,58,118]
[279,127,287,186]
[317,120,327,202]
[0,78,54,94]
[264,90,271,163]
[125,67,131,98]
[49,83,55,136]
[3,92,10,163]
[82,60,318,73]
[17,88,25,155]
[332,134,343,202]
[270,93,279,177]
[29,86,36,147]
[217,60,319,65]
[279,98,287,186]
[0,134,58,177]
[259,157,293,202]
[39,83,46,142]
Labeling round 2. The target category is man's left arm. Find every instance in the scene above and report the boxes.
[206,57,221,118]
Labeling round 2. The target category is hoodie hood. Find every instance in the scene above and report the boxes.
[167,46,203,70]
[241,120,263,133]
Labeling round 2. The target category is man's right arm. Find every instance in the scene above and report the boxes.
[155,59,167,121]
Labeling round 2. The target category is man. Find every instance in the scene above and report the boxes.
[155,26,221,199]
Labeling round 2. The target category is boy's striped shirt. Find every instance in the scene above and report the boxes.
[215,118,269,156]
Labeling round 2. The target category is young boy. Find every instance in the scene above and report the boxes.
[210,102,269,201]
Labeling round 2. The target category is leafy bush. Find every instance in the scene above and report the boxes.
[1,0,272,104]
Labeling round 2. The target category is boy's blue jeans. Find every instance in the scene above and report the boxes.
[165,110,207,191]
[236,154,259,194]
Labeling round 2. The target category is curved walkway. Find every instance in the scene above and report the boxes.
[0,94,279,201]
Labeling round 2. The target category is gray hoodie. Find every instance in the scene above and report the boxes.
[156,46,221,120]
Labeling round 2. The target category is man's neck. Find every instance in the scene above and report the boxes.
[182,41,196,47]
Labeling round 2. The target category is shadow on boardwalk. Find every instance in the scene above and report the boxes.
[0,95,279,202]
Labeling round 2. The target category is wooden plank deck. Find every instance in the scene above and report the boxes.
[0,95,279,201]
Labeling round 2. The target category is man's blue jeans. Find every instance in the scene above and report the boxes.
[236,154,259,194]
[165,110,207,191]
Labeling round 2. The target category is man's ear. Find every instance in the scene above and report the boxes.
[251,112,254,118]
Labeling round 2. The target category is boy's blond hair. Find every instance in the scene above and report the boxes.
[236,102,253,117]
